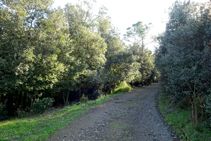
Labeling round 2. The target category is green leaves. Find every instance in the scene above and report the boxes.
[122,21,155,86]
[0,0,66,115]
[124,21,151,44]
[155,1,211,103]
[0,0,157,117]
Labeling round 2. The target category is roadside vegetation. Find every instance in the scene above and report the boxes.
[0,83,132,141]
[0,0,158,122]
[156,1,211,140]
[159,93,211,141]
[0,0,160,140]
[6,0,211,141]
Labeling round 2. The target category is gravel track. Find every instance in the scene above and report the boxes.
[48,84,180,141]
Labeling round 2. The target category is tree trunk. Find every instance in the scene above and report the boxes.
[194,83,197,127]
[142,37,144,56]
[63,89,70,106]
[191,102,194,127]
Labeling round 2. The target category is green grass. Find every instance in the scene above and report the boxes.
[111,120,127,130]
[158,93,211,141]
[113,81,132,94]
[108,119,131,140]
[0,84,132,141]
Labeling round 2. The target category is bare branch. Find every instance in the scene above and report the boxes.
[184,79,194,93]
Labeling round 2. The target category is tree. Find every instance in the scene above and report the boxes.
[124,21,151,56]
[123,21,154,86]
[155,0,211,127]
[0,0,158,119]
[57,1,107,105]
[0,0,66,115]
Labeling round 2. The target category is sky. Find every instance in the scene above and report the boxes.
[52,0,209,52]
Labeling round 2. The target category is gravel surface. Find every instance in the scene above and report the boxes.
[48,84,180,141]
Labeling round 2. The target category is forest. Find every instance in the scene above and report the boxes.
[0,0,158,120]
[155,0,211,136]
[1,0,211,140]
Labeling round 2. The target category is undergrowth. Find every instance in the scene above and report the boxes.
[158,93,211,141]
[0,83,132,141]
[113,81,132,94]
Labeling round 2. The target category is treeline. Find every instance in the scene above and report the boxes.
[0,0,157,120]
[155,0,211,129]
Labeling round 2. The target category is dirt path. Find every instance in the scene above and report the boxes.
[48,84,179,141]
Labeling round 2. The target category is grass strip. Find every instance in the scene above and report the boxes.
[158,93,211,141]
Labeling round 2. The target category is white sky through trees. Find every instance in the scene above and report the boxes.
[53,0,209,52]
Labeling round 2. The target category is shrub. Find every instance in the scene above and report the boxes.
[17,109,27,118]
[155,0,211,128]
[33,97,54,114]
[0,104,8,121]
[81,94,88,103]
[91,90,102,100]
[205,93,211,127]
[114,81,132,94]
[115,86,131,93]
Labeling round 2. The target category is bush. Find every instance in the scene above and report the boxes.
[17,109,27,118]
[114,86,131,93]
[0,104,8,121]
[114,81,132,94]
[88,90,102,100]
[81,94,88,103]
[33,97,54,114]
[155,0,211,128]
[205,93,211,127]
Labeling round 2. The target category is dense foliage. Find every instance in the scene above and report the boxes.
[155,0,211,129]
[0,0,156,119]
